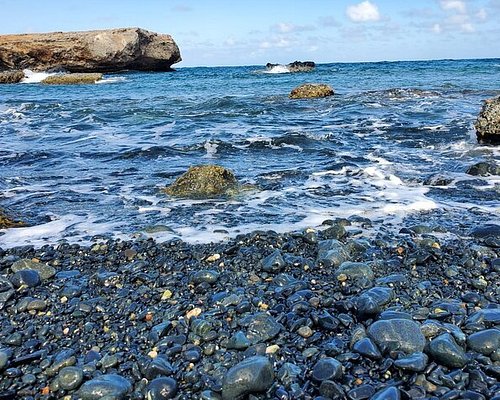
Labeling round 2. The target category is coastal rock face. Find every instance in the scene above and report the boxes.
[42,73,103,84]
[164,165,239,199]
[0,210,24,228]
[290,83,334,99]
[0,28,181,73]
[475,96,500,144]
[0,70,24,83]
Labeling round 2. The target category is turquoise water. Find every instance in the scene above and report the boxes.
[1,59,499,247]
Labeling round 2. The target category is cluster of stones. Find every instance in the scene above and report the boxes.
[0,217,498,399]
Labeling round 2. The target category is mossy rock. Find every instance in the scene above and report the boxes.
[42,73,103,85]
[289,83,334,99]
[0,210,24,229]
[164,165,240,199]
[0,70,25,84]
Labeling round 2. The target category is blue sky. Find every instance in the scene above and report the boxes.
[1,0,499,66]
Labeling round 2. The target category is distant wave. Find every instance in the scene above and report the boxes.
[263,65,290,74]
[21,69,57,83]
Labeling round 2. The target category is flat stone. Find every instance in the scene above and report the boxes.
[243,313,282,344]
[335,262,374,285]
[221,356,274,400]
[368,319,426,354]
[428,333,468,368]
[42,73,103,84]
[394,352,428,372]
[10,270,41,288]
[317,240,349,268]
[78,374,132,400]
[11,259,55,280]
[191,270,220,285]
[467,329,500,356]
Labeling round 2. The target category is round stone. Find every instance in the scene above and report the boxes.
[428,333,468,368]
[221,356,274,400]
[311,357,343,381]
[58,366,84,390]
[368,319,426,354]
[11,270,41,288]
[297,326,313,338]
[77,374,132,400]
[467,329,500,356]
[146,377,178,400]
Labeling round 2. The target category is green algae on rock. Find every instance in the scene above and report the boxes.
[42,73,103,85]
[289,83,334,99]
[164,164,240,199]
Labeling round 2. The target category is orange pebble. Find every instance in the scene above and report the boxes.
[145,312,153,321]
[41,386,50,395]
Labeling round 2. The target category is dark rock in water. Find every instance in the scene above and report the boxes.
[11,258,56,280]
[0,28,181,72]
[467,329,500,356]
[423,174,453,186]
[164,164,240,199]
[355,287,394,316]
[394,352,428,372]
[368,319,426,354]
[243,313,282,344]
[0,70,24,84]
[335,261,374,285]
[260,250,285,273]
[10,269,41,288]
[428,333,468,368]
[266,60,315,72]
[289,83,334,99]
[146,377,178,400]
[352,337,382,359]
[77,374,132,399]
[466,161,500,176]
[470,224,500,239]
[57,366,84,390]
[311,357,343,381]
[372,386,400,400]
[475,96,500,144]
[221,356,274,400]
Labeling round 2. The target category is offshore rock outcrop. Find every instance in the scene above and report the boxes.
[289,83,334,99]
[0,70,24,83]
[475,96,500,144]
[266,61,315,73]
[0,28,181,73]
[42,73,103,85]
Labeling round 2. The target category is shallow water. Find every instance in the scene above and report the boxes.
[1,59,499,247]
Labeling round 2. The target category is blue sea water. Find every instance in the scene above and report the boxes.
[0,59,499,247]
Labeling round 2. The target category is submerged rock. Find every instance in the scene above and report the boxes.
[42,73,103,84]
[221,356,274,400]
[289,83,334,99]
[164,165,240,199]
[0,70,24,83]
[0,28,181,72]
[475,96,500,144]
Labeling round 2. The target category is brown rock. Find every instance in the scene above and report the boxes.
[0,210,24,229]
[42,73,103,84]
[0,70,24,83]
[0,28,181,73]
[475,96,500,144]
[290,83,334,99]
[164,165,239,199]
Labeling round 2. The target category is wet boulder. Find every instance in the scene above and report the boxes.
[475,96,500,144]
[466,161,500,176]
[0,210,24,229]
[289,83,334,99]
[42,73,103,84]
[164,164,239,199]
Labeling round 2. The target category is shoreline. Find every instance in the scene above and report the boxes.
[0,216,498,399]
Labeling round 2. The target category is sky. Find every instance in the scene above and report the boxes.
[0,0,499,67]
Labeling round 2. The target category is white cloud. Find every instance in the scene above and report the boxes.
[432,23,442,33]
[346,1,381,22]
[476,8,487,20]
[271,22,314,34]
[259,37,292,49]
[440,0,467,14]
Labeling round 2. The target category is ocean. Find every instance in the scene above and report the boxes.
[1,59,499,248]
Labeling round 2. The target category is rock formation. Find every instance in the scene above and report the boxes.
[164,165,240,199]
[266,61,315,73]
[475,96,500,144]
[0,28,181,73]
[0,70,24,83]
[0,210,24,229]
[42,73,103,84]
[289,83,334,99]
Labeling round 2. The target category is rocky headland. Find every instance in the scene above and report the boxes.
[0,28,181,76]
